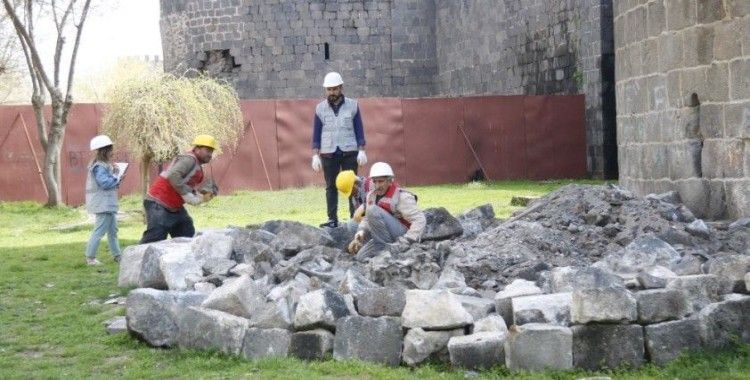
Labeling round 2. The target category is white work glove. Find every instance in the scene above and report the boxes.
[357,150,367,166]
[182,192,202,206]
[311,154,322,172]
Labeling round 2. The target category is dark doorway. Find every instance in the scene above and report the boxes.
[601,0,618,179]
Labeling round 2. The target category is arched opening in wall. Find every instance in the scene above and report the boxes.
[689,92,703,178]
[324,43,330,60]
[600,0,618,179]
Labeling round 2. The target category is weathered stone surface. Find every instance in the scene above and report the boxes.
[159,249,202,291]
[249,299,294,329]
[494,279,543,324]
[636,288,688,324]
[604,236,681,275]
[432,266,468,290]
[458,204,496,238]
[549,266,623,293]
[686,219,711,239]
[201,275,265,318]
[118,243,150,288]
[571,287,637,324]
[241,328,292,359]
[177,306,249,355]
[261,220,334,255]
[512,293,572,326]
[448,332,506,369]
[697,296,750,349]
[192,231,233,261]
[326,224,357,251]
[421,207,464,241]
[572,324,645,370]
[231,228,277,263]
[202,257,237,276]
[105,316,127,334]
[194,282,216,293]
[333,316,403,366]
[455,295,495,321]
[356,287,406,317]
[402,328,462,366]
[637,265,678,289]
[293,289,350,331]
[473,314,508,334]
[704,254,750,292]
[126,288,206,347]
[402,290,473,329]
[505,323,573,371]
[666,274,728,313]
[672,253,706,276]
[338,269,379,302]
[140,241,193,289]
[746,272,750,292]
[290,329,334,360]
[644,318,702,365]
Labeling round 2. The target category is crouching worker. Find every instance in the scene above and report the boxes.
[140,135,219,244]
[347,162,426,260]
[335,169,371,230]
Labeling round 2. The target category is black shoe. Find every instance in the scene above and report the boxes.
[319,219,339,228]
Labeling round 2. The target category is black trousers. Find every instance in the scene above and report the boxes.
[140,200,195,244]
[322,150,358,221]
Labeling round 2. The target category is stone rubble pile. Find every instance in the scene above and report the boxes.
[119,184,750,371]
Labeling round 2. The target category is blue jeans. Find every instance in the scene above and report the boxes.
[85,212,121,258]
[356,205,407,261]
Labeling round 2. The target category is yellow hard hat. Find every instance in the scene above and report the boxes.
[192,134,217,150]
[336,170,357,197]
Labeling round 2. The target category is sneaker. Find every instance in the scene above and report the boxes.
[86,258,102,266]
[113,255,121,263]
[319,219,339,228]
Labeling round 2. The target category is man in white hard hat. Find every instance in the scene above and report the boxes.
[311,71,367,228]
[348,162,426,261]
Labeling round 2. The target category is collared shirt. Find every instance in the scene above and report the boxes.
[312,95,366,150]
[93,164,119,190]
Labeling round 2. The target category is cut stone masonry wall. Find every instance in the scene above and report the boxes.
[615,1,750,219]
[159,0,614,178]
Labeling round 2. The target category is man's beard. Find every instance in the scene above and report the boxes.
[327,93,342,104]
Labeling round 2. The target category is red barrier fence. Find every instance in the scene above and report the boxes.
[0,95,586,206]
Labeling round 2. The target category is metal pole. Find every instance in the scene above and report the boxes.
[249,119,273,191]
[457,123,491,181]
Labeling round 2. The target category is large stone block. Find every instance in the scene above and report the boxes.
[241,328,291,360]
[421,207,464,241]
[571,287,637,324]
[294,289,351,331]
[140,240,193,289]
[402,328,462,366]
[683,25,714,67]
[126,288,207,347]
[473,314,508,334]
[666,274,728,313]
[201,275,265,318]
[192,230,233,261]
[333,316,403,366]
[636,288,688,324]
[666,0,697,31]
[637,265,678,289]
[118,244,150,288]
[494,279,543,324]
[505,323,573,371]
[159,249,203,291]
[356,287,406,317]
[644,318,702,365]
[402,289,473,329]
[448,332,506,370]
[455,295,495,321]
[177,306,249,355]
[705,254,750,292]
[730,58,750,100]
[698,296,750,349]
[572,324,645,370]
[290,329,334,360]
[512,292,572,326]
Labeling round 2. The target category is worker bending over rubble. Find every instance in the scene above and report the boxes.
[348,162,426,260]
[335,169,371,229]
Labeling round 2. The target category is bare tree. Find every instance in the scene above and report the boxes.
[0,1,22,103]
[2,0,92,206]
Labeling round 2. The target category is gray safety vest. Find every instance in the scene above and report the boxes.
[85,161,119,214]
[316,97,359,154]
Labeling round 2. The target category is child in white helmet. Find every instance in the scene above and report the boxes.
[84,135,125,265]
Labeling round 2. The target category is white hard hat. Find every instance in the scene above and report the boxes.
[370,162,394,178]
[90,135,113,151]
[322,72,344,87]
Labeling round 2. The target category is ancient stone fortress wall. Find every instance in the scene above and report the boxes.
[159,0,615,178]
[615,1,750,219]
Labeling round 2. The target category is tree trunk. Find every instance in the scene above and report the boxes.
[41,102,68,207]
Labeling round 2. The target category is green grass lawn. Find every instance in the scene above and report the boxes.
[1,180,748,379]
